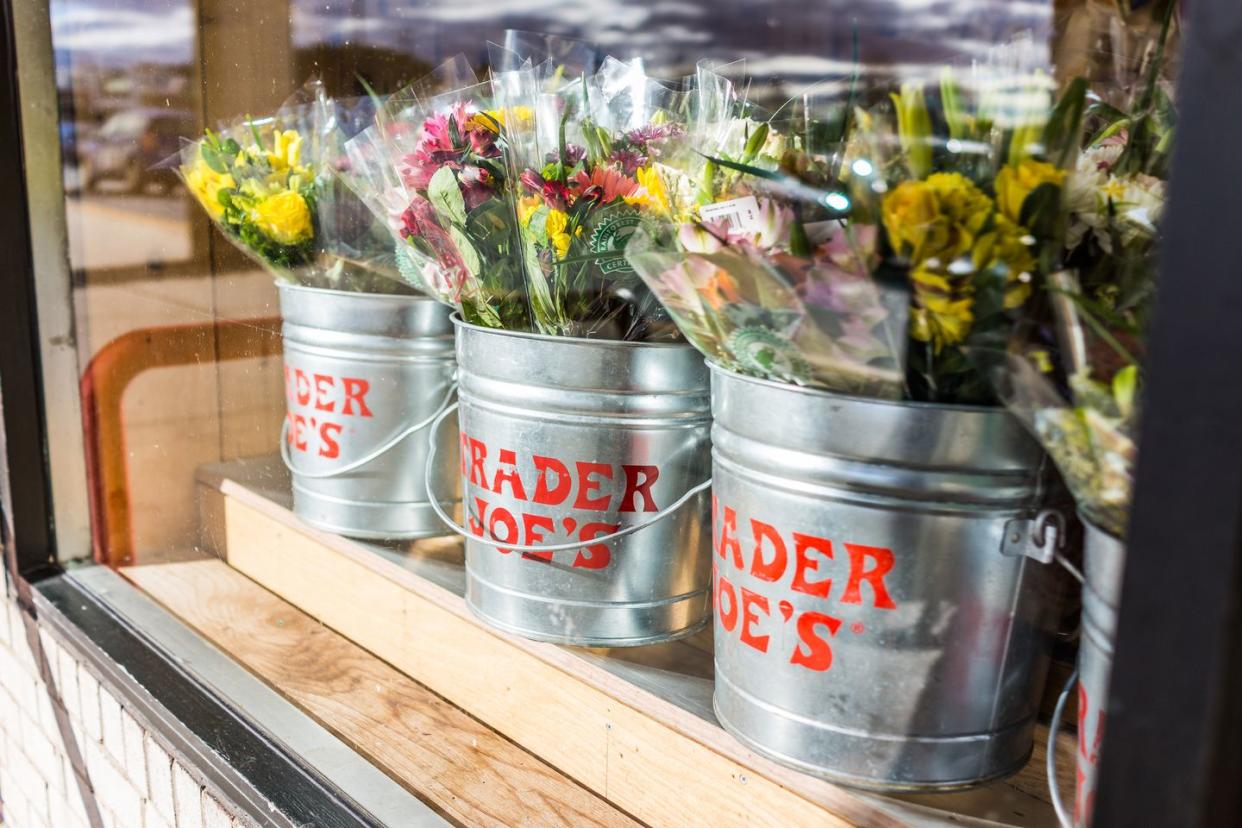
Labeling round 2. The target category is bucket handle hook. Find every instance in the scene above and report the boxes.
[1047,668,1078,828]
[1003,509,1079,571]
[280,376,458,480]
[423,402,712,554]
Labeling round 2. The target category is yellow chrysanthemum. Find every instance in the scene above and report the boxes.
[624,166,671,215]
[909,264,975,351]
[551,232,572,259]
[467,106,534,133]
[266,129,304,173]
[973,214,1037,309]
[995,159,1066,224]
[184,159,235,220]
[249,190,312,245]
[545,208,570,237]
[883,173,998,267]
[926,172,993,237]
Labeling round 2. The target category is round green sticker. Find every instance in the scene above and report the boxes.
[726,326,811,384]
[588,210,643,274]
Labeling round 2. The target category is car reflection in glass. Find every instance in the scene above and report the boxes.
[78,107,194,195]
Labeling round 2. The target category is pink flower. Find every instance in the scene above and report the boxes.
[397,196,468,294]
[458,166,495,211]
[521,169,572,210]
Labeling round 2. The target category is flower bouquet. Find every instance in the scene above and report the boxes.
[994,6,1176,539]
[340,56,532,329]
[627,42,1088,402]
[179,80,412,294]
[497,56,706,341]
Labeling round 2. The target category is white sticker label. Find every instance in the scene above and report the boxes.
[699,195,761,232]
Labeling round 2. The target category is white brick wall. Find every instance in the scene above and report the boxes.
[0,590,259,828]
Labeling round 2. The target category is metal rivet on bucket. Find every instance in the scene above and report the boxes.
[426,316,714,647]
[708,364,1063,791]
[278,282,460,540]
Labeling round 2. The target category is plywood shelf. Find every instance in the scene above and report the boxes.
[165,456,1074,828]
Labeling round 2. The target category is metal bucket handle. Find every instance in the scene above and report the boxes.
[280,377,458,480]
[423,401,712,553]
[1047,668,1079,828]
[1047,538,1087,828]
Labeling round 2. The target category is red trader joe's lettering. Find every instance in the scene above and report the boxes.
[457,430,657,571]
[712,494,898,674]
[1074,683,1106,825]
[284,367,374,459]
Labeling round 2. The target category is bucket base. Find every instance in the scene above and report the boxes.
[465,567,711,648]
[293,485,459,541]
[713,671,1034,792]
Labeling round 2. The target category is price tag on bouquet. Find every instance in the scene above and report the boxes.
[700,196,762,233]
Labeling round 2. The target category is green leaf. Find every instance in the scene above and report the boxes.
[1018,181,1064,241]
[891,83,932,179]
[1112,364,1139,420]
[1042,77,1087,168]
[427,166,467,226]
[741,122,769,164]
[449,226,482,276]
[200,143,228,174]
[702,153,782,181]
[940,70,966,140]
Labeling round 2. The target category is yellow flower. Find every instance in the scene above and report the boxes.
[468,106,534,133]
[249,190,313,245]
[973,214,1036,309]
[266,129,304,173]
[926,173,992,237]
[882,180,952,263]
[184,159,235,220]
[909,264,975,352]
[995,159,1066,224]
[551,232,572,259]
[517,196,542,227]
[545,208,569,238]
[624,166,671,215]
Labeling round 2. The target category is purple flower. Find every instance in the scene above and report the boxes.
[608,148,647,175]
[626,123,685,148]
[544,143,586,166]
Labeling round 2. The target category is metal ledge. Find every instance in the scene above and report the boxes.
[32,565,447,828]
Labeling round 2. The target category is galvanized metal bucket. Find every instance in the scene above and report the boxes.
[709,364,1063,791]
[1048,517,1124,828]
[278,282,459,540]
[425,317,713,646]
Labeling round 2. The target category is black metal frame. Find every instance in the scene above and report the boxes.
[0,0,55,583]
[1092,1,1242,825]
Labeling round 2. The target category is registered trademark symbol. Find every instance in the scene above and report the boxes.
[851,622,865,634]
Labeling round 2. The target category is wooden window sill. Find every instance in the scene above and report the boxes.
[118,457,1073,827]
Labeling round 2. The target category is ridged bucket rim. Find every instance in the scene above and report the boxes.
[451,312,701,352]
[707,359,1013,417]
[274,279,437,305]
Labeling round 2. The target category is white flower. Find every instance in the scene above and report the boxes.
[1065,145,1165,252]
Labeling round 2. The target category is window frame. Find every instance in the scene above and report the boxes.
[4,0,1242,825]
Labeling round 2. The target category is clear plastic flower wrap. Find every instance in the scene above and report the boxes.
[494,55,709,341]
[339,56,532,329]
[988,7,1177,540]
[178,79,413,294]
[624,66,909,397]
[997,346,1138,539]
